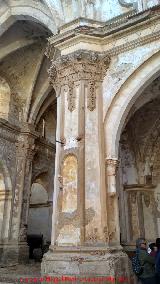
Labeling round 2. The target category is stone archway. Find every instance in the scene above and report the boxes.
[104,50,160,160]
[104,51,160,251]
[0,1,58,37]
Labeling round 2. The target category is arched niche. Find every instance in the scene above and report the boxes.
[30,183,48,205]
[57,154,79,246]
[28,182,51,243]
[0,160,12,242]
[61,154,78,213]
[0,76,11,120]
[107,58,160,248]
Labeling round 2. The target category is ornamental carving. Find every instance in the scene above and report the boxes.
[90,251,106,256]
[88,81,96,111]
[67,82,75,112]
[87,228,98,243]
[19,224,28,242]
[143,193,151,208]
[105,159,119,176]
[130,192,137,204]
[48,50,110,111]
[103,226,109,242]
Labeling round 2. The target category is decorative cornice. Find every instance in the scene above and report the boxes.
[47,5,160,60]
[107,29,160,57]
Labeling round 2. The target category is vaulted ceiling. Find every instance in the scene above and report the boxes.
[0,0,58,126]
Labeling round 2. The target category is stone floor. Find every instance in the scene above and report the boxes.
[0,260,137,284]
[0,262,41,283]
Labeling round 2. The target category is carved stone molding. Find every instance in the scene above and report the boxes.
[143,192,151,208]
[88,81,96,111]
[130,192,137,204]
[48,50,110,111]
[105,158,119,176]
[16,139,36,161]
[48,7,160,64]
[108,29,160,57]
[67,82,75,112]
[19,224,28,242]
[15,124,38,160]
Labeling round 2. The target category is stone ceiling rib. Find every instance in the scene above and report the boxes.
[24,48,46,122]
[0,39,36,61]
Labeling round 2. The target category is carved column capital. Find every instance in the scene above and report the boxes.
[48,49,110,111]
[49,50,110,84]
[105,158,119,176]
[16,123,37,160]
[16,140,35,160]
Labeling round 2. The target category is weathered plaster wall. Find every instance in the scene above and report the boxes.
[0,77,11,120]
[0,121,18,247]
[103,40,160,122]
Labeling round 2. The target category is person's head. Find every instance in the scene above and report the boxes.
[156,238,160,250]
[149,243,157,252]
[136,238,147,250]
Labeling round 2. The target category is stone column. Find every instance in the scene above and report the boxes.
[105,158,121,246]
[5,123,37,264]
[42,51,131,279]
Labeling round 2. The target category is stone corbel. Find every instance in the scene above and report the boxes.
[118,0,138,10]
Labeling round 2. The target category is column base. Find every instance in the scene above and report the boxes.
[41,246,134,282]
[0,242,29,266]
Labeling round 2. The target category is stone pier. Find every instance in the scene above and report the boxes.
[41,47,131,280]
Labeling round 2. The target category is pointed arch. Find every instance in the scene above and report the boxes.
[104,50,160,159]
[0,1,58,36]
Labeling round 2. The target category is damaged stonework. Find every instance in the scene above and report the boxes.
[41,40,131,277]
[1,0,160,281]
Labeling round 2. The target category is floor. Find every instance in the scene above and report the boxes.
[0,262,41,283]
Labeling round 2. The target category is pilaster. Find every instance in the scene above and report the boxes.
[5,123,37,265]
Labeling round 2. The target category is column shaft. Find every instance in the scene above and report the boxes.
[106,158,121,246]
